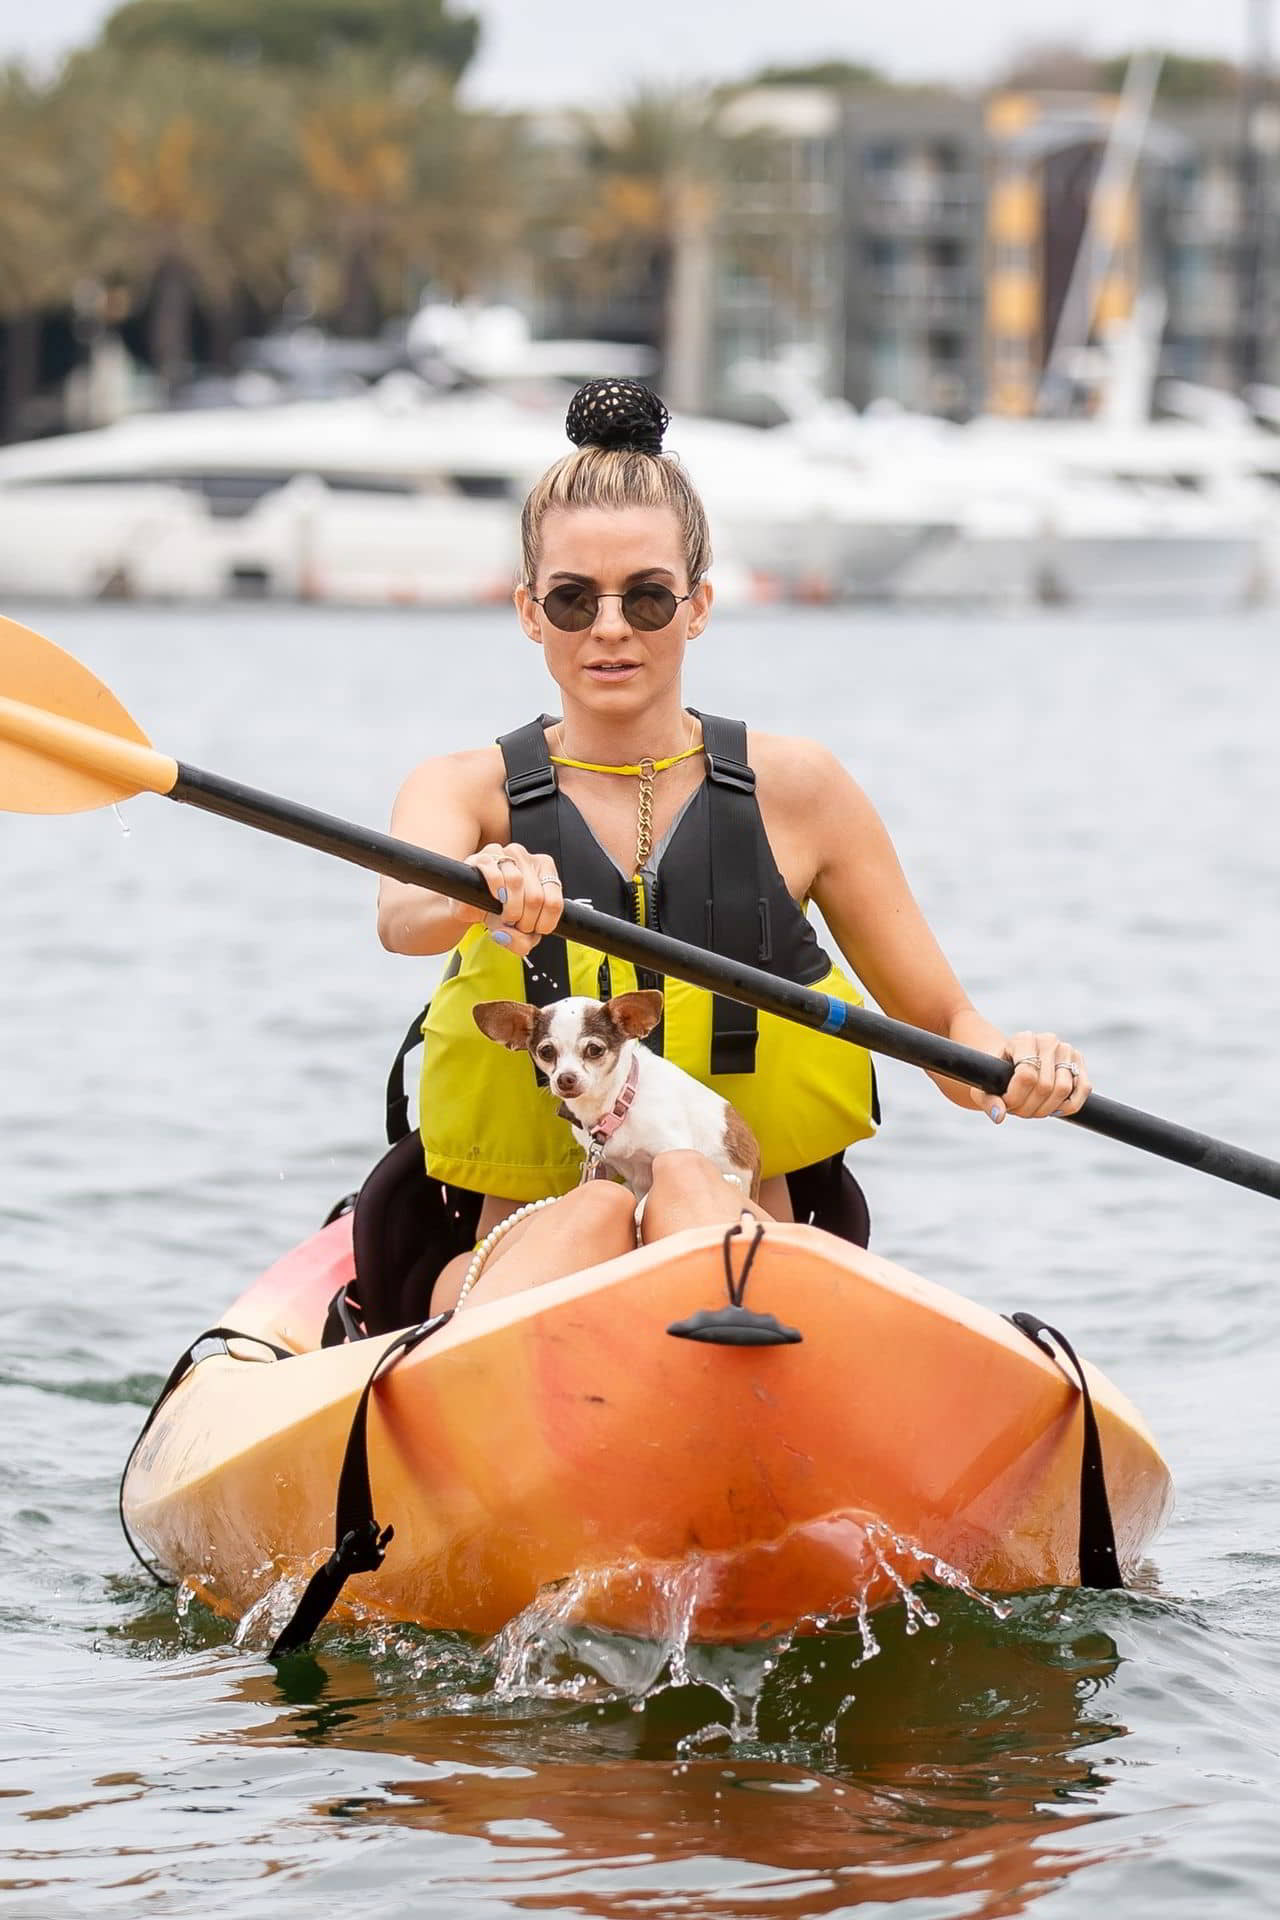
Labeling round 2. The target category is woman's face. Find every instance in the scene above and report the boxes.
[516,505,712,715]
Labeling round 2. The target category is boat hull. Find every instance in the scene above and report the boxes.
[123,1219,1172,1642]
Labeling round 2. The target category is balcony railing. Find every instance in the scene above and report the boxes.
[864,268,978,321]
[860,182,981,229]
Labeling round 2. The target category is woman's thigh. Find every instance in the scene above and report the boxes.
[433,1179,638,1313]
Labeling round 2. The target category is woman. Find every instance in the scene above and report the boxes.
[378,380,1090,1312]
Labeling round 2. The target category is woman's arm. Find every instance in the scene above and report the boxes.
[377,749,565,958]
[792,742,1091,1122]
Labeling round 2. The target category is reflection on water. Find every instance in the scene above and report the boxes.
[98,1583,1134,1920]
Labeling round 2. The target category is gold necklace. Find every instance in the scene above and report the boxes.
[550,714,700,873]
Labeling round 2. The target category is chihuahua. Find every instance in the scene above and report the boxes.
[473,990,760,1201]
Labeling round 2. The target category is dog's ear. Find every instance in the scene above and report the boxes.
[606,990,664,1040]
[473,1001,537,1050]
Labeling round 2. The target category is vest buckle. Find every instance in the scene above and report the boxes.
[703,753,756,794]
[505,765,558,805]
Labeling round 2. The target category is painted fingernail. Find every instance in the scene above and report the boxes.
[497,887,507,903]
[989,1102,1004,1123]
[491,929,513,947]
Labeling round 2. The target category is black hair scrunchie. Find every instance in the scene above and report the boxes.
[565,378,669,455]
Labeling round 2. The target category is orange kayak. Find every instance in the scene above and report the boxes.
[122,1215,1172,1644]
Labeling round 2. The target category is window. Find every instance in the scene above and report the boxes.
[863,235,901,268]
[928,330,965,362]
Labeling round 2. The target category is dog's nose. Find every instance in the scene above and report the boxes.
[554,1072,581,1097]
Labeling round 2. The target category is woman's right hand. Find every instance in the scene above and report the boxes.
[454,843,566,956]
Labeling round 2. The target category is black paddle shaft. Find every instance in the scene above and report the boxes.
[172,762,1280,1204]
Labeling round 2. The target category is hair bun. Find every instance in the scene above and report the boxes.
[565,378,669,455]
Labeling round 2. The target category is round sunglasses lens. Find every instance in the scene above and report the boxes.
[543,586,596,631]
[623,586,679,630]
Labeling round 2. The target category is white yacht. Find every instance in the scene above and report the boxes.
[963,414,1269,609]
[0,377,921,608]
[1,351,1270,610]
[0,384,543,605]
[768,401,1266,611]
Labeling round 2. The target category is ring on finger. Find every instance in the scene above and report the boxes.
[1054,1061,1081,1083]
[1013,1053,1041,1070]
[497,857,521,871]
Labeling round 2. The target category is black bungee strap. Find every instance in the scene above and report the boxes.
[1009,1312,1123,1589]
[269,1309,453,1656]
[120,1327,294,1588]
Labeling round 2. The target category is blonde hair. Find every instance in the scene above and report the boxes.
[519,446,712,589]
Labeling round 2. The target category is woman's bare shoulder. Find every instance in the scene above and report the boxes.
[745,729,867,809]
[394,742,506,805]
[390,742,511,847]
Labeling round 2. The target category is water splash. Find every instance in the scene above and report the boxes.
[229,1516,1011,1724]
[110,803,132,839]
[866,1521,1012,1623]
[480,1522,1010,1742]
[234,1566,313,1651]
[489,1560,705,1706]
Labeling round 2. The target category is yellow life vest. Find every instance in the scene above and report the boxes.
[419,714,878,1200]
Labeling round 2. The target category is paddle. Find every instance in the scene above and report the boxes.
[3,614,1278,1202]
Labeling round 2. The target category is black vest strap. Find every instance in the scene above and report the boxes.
[498,718,571,1008]
[1009,1312,1124,1589]
[385,1004,429,1144]
[694,713,762,1075]
[269,1311,453,1655]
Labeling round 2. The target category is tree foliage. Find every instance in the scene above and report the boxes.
[743,59,887,92]
[288,55,526,330]
[1000,41,1244,101]
[1098,51,1242,102]
[101,0,480,79]
[0,68,77,317]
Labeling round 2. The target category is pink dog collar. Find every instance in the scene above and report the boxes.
[589,1053,640,1144]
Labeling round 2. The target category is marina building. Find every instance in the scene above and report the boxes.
[536,83,1280,421]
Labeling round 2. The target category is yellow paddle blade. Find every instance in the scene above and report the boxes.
[0,614,178,814]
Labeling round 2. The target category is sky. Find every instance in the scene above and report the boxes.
[1,0,1269,99]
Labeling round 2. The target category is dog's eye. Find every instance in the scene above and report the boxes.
[582,1042,605,1060]
[535,1043,556,1064]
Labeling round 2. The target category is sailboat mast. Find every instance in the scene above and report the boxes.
[1036,50,1164,416]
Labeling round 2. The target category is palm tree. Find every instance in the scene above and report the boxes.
[405,100,528,301]
[294,58,418,333]
[292,57,526,332]
[56,48,299,393]
[544,89,748,411]
[0,68,80,437]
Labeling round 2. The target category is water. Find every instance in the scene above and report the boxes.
[2,603,1278,1917]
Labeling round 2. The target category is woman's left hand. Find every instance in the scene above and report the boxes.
[974,1031,1092,1123]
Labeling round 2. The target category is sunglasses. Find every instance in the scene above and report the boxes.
[531,582,696,633]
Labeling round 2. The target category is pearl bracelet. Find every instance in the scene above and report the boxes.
[456,1194,560,1307]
